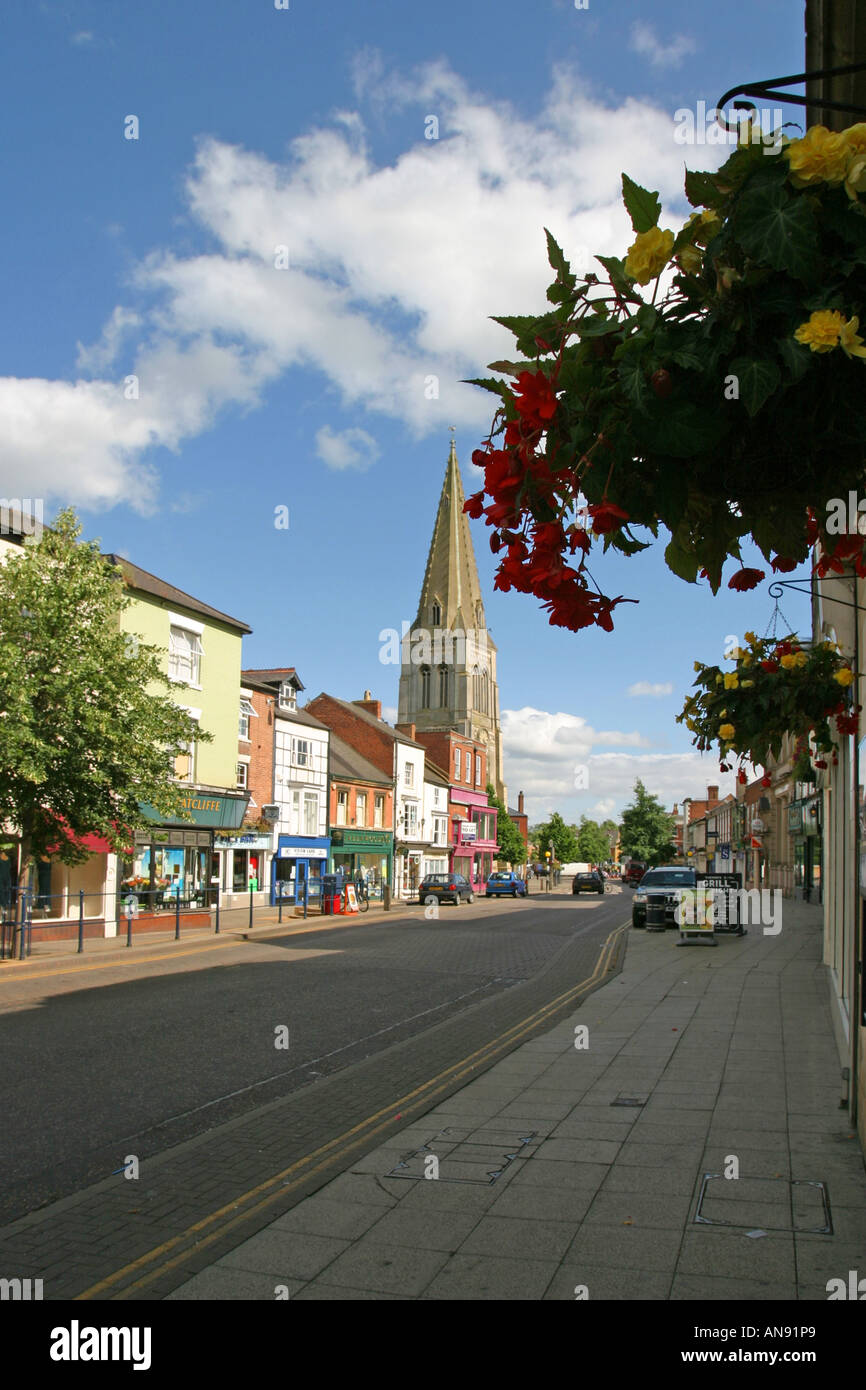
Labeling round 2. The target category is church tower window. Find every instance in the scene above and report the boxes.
[438,663,449,708]
[420,666,431,707]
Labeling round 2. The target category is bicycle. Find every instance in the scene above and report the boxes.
[355,879,370,912]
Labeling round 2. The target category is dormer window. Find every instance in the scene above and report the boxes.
[279,681,297,712]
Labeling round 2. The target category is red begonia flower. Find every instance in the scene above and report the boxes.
[728,567,765,591]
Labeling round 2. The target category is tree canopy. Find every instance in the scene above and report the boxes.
[573,816,612,864]
[619,779,675,866]
[486,784,527,865]
[535,811,578,864]
[0,509,210,879]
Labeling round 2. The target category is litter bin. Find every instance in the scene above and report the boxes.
[322,874,339,916]
[645,896,666,932]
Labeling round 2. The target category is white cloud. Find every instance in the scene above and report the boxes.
[629,22,696,69]
[315,426,379,472]
[502,704,733,823]
[0,57,722,509]
[627,681,674,697]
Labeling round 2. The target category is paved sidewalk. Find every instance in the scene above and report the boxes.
[169,896,866,1301]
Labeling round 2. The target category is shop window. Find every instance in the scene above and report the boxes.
[374,795,384,828]
[169,625,203,685]
[356,792,367,827]
[337,790,348,826]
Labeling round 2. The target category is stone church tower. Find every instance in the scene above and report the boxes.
[398,438,506,803]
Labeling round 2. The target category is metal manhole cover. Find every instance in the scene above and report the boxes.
[385,1128,538,1185]
[694,1172,833,1234]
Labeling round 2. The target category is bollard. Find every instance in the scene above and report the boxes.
[249,884,254,931]
[303,880,308,920]
[278,889,283,925]
[78,889,85,953]
[175,894,181,940]
[383,882,391,912]
[215,889,220,934]
[126,906,133,948]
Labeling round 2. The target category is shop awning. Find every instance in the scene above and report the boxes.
[46,820,131,856]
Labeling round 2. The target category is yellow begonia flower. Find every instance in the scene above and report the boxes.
[793,651,809,667]
[719,723,736,740]
[785,125,850,186]
[835,667,856,686]
[715,674,724,684]
[693,661,703,672]
[724,672,739,689]
[839,317,866,359]
[678,243,702,276]
[741,680,754,687]
[795,310,846,352]
[742,653,754,666]
[842,123,866,199]
[744,631,757,644]
[625,227,675,285]
[780,653,798,669]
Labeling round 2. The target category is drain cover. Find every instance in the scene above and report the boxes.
[385,1128,538,1185]
[694,1172,833,1235]
[611,1095,647,1107]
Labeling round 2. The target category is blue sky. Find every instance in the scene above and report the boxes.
[1,0,811,820]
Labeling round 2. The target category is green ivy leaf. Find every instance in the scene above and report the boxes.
[735,182,819,282]
[728,356,782,416]
[776,336,812,383]
[622,174,661,233]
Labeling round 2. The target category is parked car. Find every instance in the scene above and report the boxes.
[632,866,697,929]
[418,873,474,906]
[485,871,527,898]
[573,870,605,895]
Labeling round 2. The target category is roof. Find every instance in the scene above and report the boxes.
[413,440,491,637]
[242,667,305,691]
[275,705,329,731]
[329,734,392,787]
[424,760,450,787]
[308,693,425,749]
[104,555,252,634]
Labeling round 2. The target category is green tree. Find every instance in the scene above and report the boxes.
[619,780,675,866]
[0,509,210,884]
[600,818,620,856]
[535,812,578,864]
[574,816,610,864]
[486,784,527,865]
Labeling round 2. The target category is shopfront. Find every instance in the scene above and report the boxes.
[789,796,822,902]
[272,836,330,905]
[329,829,393,901]
[451,801,498,889]
[124,790,250,915]
[214,831,272,908]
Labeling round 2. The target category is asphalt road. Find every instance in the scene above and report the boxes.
[0,888,627,1229]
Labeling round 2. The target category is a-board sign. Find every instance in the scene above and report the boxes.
[344,884,359,914]
[697,872,744,935]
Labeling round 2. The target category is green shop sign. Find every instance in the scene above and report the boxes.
[139,791,250,830]
[330,829,393,852]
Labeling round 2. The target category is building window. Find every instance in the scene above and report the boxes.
[356,792,367,827]
[279,682,297,712]
[420,666,431,707]
[405,762,414,787]
[405,803,418,835]
[236,762,248,789]
[304,793,318,836]
[174,737,195,784]
[432,602,441,625]
[433,816,447,845]
[475,754,482,786]
[454,748,461,780]
[337,790,348,826]
[374,795,385,828]
[438,664,448,707]
[239,697,255,740]
[168,626,203,685]
[465,753,471,784]
[294,738,309,767]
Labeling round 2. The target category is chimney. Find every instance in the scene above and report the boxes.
[396,722,417,741]
[518,791,525,814]
[354,694,382,719]
[707,785,719,801]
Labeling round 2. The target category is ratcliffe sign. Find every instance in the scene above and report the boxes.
[139,791,250,829]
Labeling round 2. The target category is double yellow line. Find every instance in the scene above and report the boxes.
[78,919,629,1301]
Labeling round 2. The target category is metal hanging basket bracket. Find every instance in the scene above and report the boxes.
[716,61,866,131]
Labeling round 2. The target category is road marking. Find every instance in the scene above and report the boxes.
[76,919,629,1301]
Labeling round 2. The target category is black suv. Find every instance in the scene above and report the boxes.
[632,866,697,929]
[418,873,474,906]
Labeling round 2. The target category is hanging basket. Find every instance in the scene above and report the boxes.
[677,631,859,773]
[467,122,866,633]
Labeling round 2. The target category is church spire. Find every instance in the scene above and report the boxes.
[414,436,486,633]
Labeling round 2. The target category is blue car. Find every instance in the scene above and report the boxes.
[485,871,528,898]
